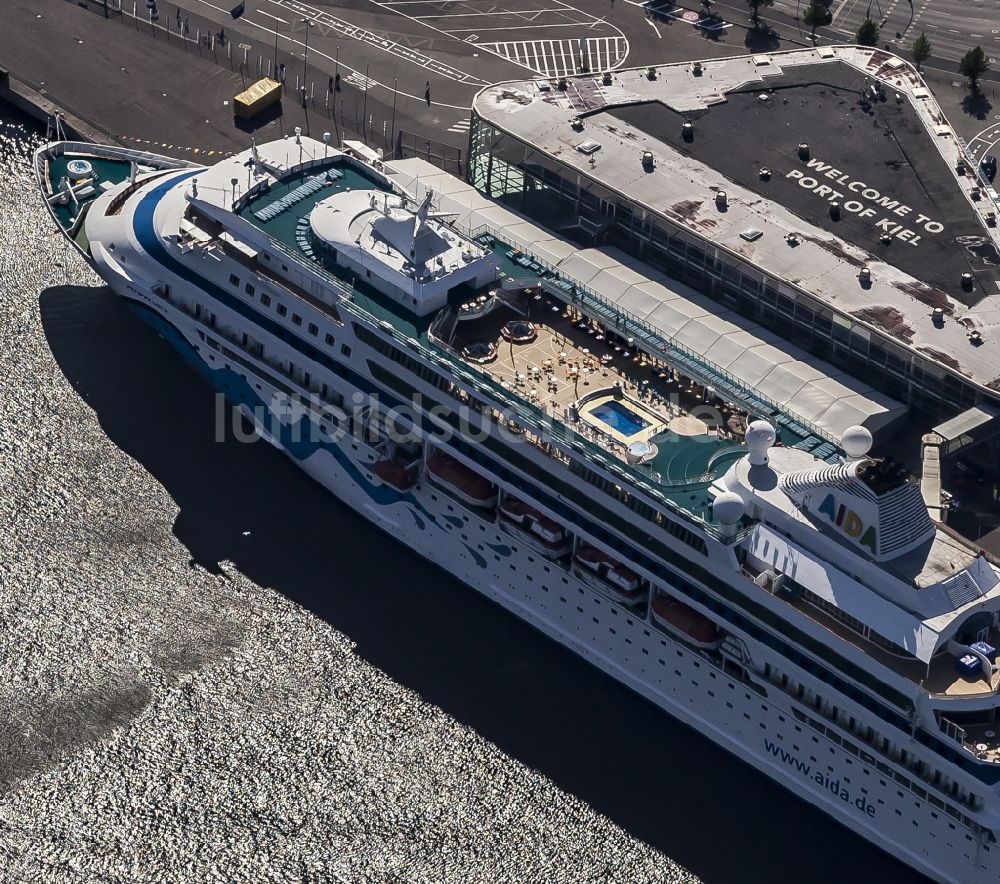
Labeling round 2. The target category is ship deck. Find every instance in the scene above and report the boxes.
[448,291,747,502]
[778,578,1000,700]
[205,142,848,524]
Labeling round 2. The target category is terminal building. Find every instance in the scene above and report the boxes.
[463,47,1000,447]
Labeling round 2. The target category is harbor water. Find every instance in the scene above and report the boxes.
[0,104,928,883]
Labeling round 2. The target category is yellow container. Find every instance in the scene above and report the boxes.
[233,78,282,120]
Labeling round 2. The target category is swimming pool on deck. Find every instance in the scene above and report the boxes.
[589,400,651,437]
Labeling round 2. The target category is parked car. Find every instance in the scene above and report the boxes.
[982,154,997,183]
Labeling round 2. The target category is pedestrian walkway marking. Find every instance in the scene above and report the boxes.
[447,119,472,133]
[477,36,628,77]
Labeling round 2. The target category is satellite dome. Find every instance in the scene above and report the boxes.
[713,490,745,525]
[745,419,776,466]
[841,425,873,459]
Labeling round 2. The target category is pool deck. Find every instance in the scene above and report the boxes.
[452,294,742,479]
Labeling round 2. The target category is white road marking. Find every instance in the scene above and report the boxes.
[271,0,486,84]
[413,8,567,17]
[352,0,628,57]
[255,9,289,22]
[445,21,608,31]
[345,72,379,90]
[176,0,475,108]
[477,36,628,75]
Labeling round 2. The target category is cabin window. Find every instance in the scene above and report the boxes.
[308,323,319,336]
[229,274,240,286]
[245,283,255,297]
[341,344,352,357]
[260,294,272,307]
[277,304,287,317]
[292,313,302,326]
[324,333,335,345]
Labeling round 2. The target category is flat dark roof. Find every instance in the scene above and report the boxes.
[601,62,1000,306]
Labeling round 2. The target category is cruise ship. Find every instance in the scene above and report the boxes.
[35,46,1000,883]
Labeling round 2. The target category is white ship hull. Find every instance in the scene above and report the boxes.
[114,281,994,884]
[37,140,1000,884]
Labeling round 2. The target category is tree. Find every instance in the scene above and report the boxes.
[746,0,774,29]
[802,0,827,40]
[910,32,932,71]
[856,16,880,47]
[959,45,990,92]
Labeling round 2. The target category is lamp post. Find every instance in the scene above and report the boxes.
[300,18,312,107]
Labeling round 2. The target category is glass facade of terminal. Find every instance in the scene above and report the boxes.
[468,113,983,423]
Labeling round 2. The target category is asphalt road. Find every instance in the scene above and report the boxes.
[824,0,999,64]
[2,0,995,160]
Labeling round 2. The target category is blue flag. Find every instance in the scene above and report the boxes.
[230,1,245,18]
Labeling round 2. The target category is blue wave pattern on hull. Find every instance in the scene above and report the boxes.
[133,176,529,574]
[127,301,446,533]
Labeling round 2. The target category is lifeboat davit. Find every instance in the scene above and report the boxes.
[650,591,722,649]
[426,452,498,509]
[498,496,571,558]
[573,543,646,606]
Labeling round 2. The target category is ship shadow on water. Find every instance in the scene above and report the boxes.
[39,284,929,884]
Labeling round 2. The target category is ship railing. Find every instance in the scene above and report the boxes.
[466,222,838,447]
[40,140,198,172]
[259,223,741,538]
[265,236,354,304]
[412,342,747,539]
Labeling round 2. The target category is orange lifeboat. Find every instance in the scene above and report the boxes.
[573,542,646,606]
[373,458,417,491]
[426,452,498,509]
[650,590,722,649]
[498,495,571,558]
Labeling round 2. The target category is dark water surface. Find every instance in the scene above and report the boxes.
[0,102,928,883]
